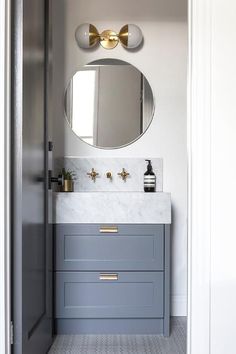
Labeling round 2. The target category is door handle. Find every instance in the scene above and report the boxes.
[48,170,64,189]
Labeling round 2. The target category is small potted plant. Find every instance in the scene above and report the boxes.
[61,168,76,192]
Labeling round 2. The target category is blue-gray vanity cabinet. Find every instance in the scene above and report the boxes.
[54,224,164,271]
[54,224,170,336]
[55,271,164,318]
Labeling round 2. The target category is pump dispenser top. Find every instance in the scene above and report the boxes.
[144,159,156,192]
[145,160,153,172]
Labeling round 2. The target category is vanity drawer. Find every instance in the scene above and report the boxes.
[55,271,164,319]
[54,224,164,271]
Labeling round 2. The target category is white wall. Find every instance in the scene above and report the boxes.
[52,0,188,315]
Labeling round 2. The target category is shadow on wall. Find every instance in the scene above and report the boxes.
[76,0,188,22]
[51,0,66,161]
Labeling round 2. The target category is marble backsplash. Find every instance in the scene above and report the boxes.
[54,157,163,192]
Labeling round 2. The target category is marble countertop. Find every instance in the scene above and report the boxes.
[53,192,171,224]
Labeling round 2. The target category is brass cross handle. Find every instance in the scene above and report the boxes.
[117,168,130,182]
[87,168,99,182]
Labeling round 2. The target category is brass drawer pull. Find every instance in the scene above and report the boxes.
[99,273,118,280]
[99,226,118,233]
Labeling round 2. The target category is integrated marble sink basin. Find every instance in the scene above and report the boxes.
[53,192,171,224]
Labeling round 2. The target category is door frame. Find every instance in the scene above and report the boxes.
[187,0,212,353]
[0,0,214,353]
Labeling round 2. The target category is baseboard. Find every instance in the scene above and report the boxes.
[55,318,166,335]
[171,295,187,316]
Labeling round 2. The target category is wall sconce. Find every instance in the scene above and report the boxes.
[75,23,143,50]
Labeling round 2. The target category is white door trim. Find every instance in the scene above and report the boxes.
[187,0,212,353]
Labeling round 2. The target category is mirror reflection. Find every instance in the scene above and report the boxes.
[64,59,155,149]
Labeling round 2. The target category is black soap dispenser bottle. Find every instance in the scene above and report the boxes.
[144,159,156,192]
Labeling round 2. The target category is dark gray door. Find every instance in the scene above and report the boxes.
[12,0,53,353]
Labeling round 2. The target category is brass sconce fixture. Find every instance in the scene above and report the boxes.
[75,23,143,50]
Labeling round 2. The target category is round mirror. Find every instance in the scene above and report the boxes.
[64,59,155,149]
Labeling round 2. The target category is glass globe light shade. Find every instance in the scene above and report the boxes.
[119,24,143,49]
[75,23,99,49]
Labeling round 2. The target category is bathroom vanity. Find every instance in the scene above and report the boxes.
[53,191,171,336]
[49,21,176,339]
